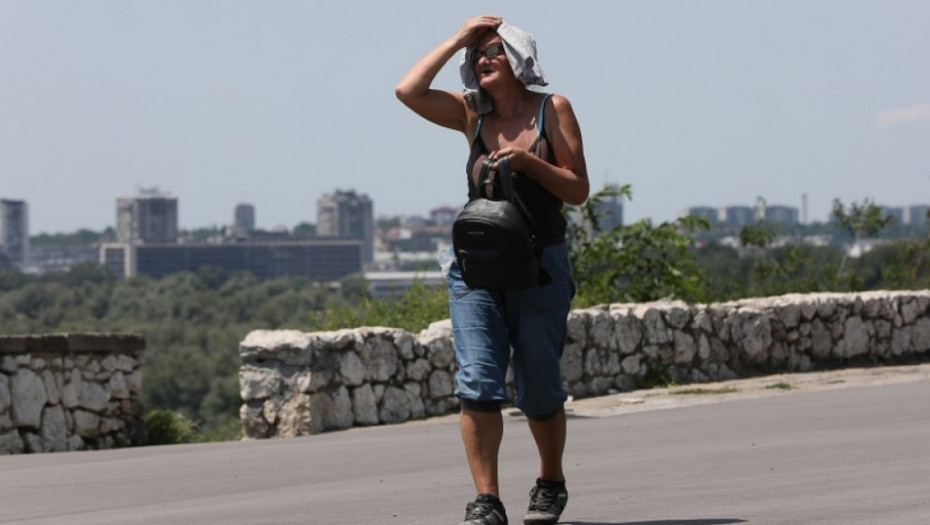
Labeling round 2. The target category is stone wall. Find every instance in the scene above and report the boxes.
[0,333,146,454]
[238,291,930,439]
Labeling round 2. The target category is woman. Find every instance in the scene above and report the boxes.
[396,15,589,525]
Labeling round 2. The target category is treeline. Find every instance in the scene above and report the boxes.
[2,190,928,440]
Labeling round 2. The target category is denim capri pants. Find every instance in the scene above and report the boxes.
[446,241,575,418]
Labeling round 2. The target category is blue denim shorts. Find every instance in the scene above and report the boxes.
[446,241,574,418]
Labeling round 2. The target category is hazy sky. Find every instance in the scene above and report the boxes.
[2,1,928,234]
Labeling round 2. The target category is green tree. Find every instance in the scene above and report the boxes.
[565,185,708,306]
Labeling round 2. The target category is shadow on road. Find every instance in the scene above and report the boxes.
[560,518,746,525]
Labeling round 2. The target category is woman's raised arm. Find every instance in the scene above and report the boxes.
[395,16,501,133]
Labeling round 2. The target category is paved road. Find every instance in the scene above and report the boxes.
[1,368,929,525]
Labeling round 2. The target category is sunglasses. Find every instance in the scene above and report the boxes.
[470,43,506,64]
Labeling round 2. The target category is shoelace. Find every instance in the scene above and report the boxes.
[465,501,499,520]
[528,485,557,511]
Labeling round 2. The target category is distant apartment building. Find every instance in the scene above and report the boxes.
[723,206,756,228]
[100,239,362,281]
[879,206,905,226]
[430,206,459,227]
[681,206,721,226]
[764,205,800,225]
[234,203,256,233]
[596,184,624,231]
[317,190,374,263]
[0,199,29,267]
[116,190,178,243]
[906,205,929,227]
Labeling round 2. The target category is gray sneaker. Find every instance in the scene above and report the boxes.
[459,493,508,525]
[524,478,567,525]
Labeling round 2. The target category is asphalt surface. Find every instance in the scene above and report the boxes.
[1,364,929,525]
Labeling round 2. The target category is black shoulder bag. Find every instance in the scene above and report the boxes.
[452,156,541,289]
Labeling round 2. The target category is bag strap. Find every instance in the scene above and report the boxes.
[536,93,553,136]
[478,156,517,201]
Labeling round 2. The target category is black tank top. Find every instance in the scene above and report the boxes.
[465,94,567,246]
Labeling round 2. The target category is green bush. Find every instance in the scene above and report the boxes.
[145,409,201,446]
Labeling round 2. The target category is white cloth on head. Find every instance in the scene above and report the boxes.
[459,21,549,115]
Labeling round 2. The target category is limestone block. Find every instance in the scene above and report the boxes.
[73,410,101,438]
[428,370,454,399]
[337,351,366,386]
[294,369,329,394]
[566,311,588,346]
[262,398,279,424]
[614,312,643,355]
[692,309,713,333]
[0,374,9,412]
[0,430,25,454]
[729,310,772,363]
[560,342,583,383]
[900,299,923,325]
[239,366,283,401]
[60,372,83,409]
[585,376,613,397]
[620,355,641,376]
[697,334,711,361]
[673,331,696,365]
[378,386,411,424]
[239,403,270,439]
[588,310,617,351]
[583,346,620,377]
[41,405,68,453]
[115,355,136,372]
[0,412,11,432]
[65,434,84,451]
[817,298,837,319]
[810,319,833,360]
[840,316,870,358]
[874,320,892,340]
[613,374,636,392]
[910,318,930,353]
[22,432,41,453]
[891,326,912,356]
[664,303,691,329]
[425,337,455,369]
[326,386,354,430]
[30,357,47,370]
[42,370,62,405]
[351,384,379,426]
[11,369,48,428]
[0,356,18,373]
[278,393,315,436]
[101,355,118,372]
[360,337,398,383]
[776,303,802,329]
[239,330,315,366]
[406,358,432,383]
[641,308,671,345]
[331,328,364,351]
[107,372,130,399]
[393,331,417,361]
[405,383,425,420]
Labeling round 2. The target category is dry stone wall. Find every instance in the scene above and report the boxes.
[239,290,930,439]
[0,333,146,454]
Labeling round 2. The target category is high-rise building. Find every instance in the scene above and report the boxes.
[880,206,905,226]
[765,205,800,225]
[681,206,721,226]
[723,206,756,228]
[234,203,255,233]
[116,190,178,243]
[906,205,929,227]
[0,199,29,267]
[595,184,624,231]
[317,190,374,263]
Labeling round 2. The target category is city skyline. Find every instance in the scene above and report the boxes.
[3,2,929,234]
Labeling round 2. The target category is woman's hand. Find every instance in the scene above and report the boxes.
[452,15,502,49]
[488,147,530,171]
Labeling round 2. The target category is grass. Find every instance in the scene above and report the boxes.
[765,382,795,390]
[670,386,739,395]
